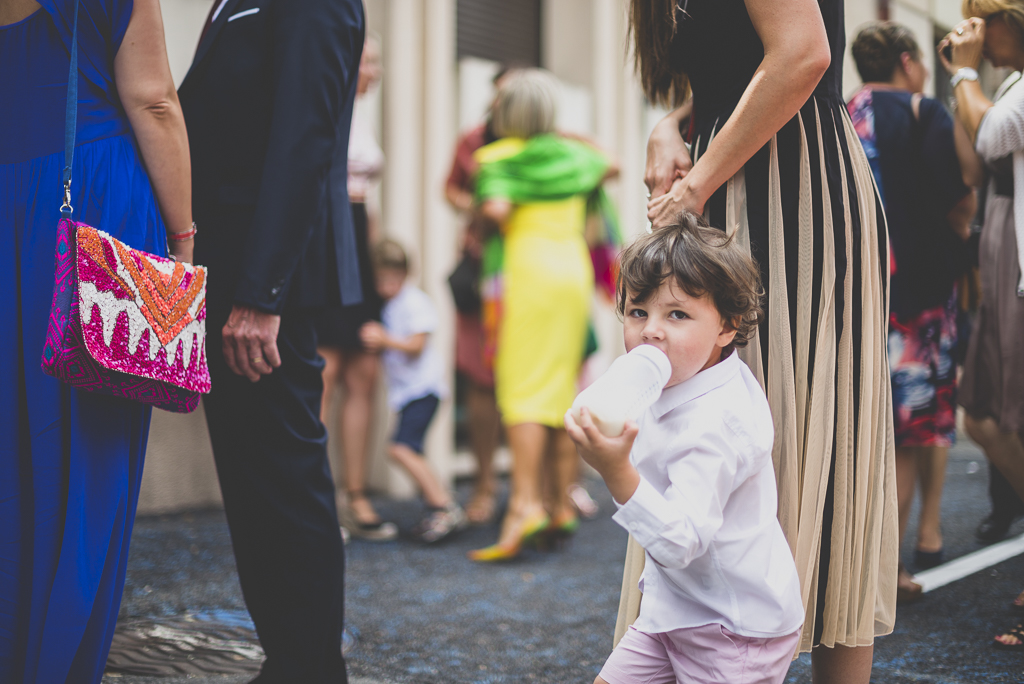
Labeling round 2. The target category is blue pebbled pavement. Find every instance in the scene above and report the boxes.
[108,436,1024,683]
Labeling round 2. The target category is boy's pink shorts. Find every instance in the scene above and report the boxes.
[598,624,800,684]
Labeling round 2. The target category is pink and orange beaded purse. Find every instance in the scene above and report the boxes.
[40,1,210,413]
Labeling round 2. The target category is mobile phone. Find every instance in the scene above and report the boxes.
[942,43,953,61]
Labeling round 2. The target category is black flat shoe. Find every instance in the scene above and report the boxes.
[977,512,1017,544]
[914,547,944,569]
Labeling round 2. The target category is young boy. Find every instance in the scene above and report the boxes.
[566,213,803,684]
[359,240,467,543]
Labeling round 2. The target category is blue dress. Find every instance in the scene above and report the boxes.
[0,2,168,681]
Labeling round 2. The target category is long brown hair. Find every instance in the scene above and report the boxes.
[629,0,690,108]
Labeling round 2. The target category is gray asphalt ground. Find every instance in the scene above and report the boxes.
[106,435,1024,684]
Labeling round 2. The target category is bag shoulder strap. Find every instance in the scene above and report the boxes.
[60,1,80,218]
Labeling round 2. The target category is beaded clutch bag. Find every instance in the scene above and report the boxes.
[40,2,209,413]
[41,220,210,412]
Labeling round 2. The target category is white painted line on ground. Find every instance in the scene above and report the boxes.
[918,532,1024,593]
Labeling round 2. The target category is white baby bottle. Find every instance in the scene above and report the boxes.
[570,344,672,437]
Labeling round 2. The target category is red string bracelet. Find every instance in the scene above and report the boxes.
[168,222,198,242]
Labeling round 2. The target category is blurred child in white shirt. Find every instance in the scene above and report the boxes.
[566,213,802,684]
[360,240,466,542]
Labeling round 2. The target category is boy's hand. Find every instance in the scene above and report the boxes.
[564,408,641,504]
[359,322,386,351]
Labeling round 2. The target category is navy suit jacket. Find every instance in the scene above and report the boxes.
[179,0,364,315]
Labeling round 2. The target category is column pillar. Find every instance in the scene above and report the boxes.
[374,0,425,497]
[592,0,619,151]
[421,0,459,488]
[383,0,424,251]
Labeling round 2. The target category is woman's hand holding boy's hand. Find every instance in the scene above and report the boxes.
[564,408,641,505]
[647,175,706,228]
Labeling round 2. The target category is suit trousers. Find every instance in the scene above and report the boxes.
[203,307,347,683]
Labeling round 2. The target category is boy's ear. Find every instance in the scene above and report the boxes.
[717,316,739,348]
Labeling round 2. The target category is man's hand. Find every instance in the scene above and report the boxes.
[564,408,641,504]
[359,321,386,351]
[222,305,282,382]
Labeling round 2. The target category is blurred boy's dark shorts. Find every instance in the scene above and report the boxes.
[393,394,440,454]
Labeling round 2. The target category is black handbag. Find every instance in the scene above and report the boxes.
[447,252,482,314]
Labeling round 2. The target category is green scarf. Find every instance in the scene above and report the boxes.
[475,134,610,203]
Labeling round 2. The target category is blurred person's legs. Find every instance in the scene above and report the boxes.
[549,428,580,531]
[914,446,948,559]
[503,422,549,530]
[335,349,383,527]
[979,461,1024,543]
[895,445,948,600]
[889,303,956,584]
[811,644,873,684]
[456,311,501,524]
[205,310,346,683]
[388,394,467,542]
[465,379,500,523]
[468,422,550,560]
[895,447,924,601]
[965,419,1024,645]
[389,443,452,509]
[965,416,1024,500]
[387,395,451,510]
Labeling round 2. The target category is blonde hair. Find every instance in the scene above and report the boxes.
[491,69,558,139]
[963,0,1024,38]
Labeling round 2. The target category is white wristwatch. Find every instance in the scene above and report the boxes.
[950,67,979,89]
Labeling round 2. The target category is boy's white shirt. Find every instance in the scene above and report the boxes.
[612,351,804,638]
[380,284,448,410]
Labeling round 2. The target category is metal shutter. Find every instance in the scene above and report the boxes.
[457,0,542,66]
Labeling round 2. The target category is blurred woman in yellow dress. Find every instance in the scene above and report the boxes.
[468,70,617,561]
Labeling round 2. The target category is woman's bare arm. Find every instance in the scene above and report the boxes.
[947,189,977,242]
[953,117,985,187]
[939,18,991,145]
[113,0,193,263]
[0,0,41,26]
[647,0,830,225]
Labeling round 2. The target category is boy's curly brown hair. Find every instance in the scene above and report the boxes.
[616,211,764,355]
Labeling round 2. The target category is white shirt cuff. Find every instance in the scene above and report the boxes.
[612,477,675,547]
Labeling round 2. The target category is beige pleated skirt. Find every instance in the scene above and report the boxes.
[615,97,898,655]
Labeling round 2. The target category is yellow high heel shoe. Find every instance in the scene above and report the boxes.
[467,510,550,562]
